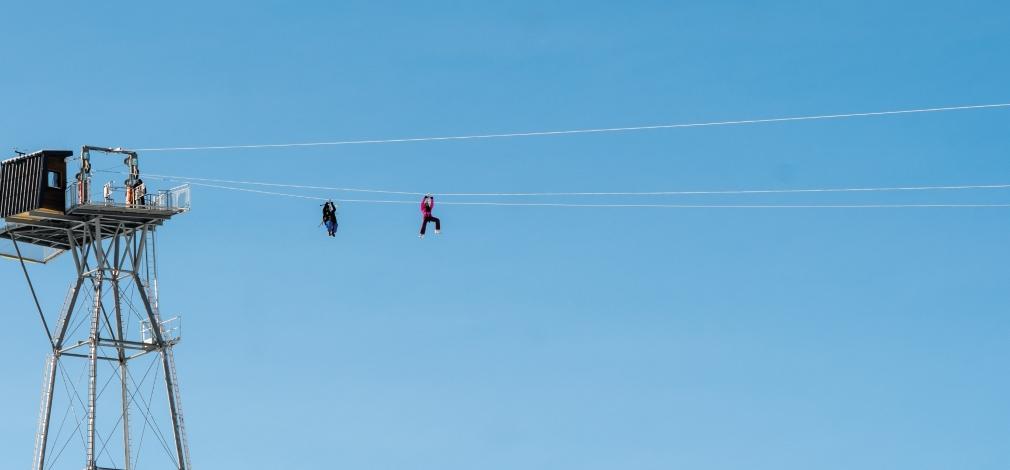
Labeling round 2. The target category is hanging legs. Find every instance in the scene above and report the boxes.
[419,216,441,238]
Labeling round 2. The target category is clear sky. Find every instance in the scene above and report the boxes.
[2,1,1009,469]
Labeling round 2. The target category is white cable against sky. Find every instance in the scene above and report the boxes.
[187,182,329,201]
[132,172,1010,198]
[134,102,1010,152]
[187,182,1010,209]
[134,173,420,195]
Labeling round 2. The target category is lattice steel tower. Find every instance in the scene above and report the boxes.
[0,146,193,470]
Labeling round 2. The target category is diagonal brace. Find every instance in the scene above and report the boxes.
[11,235,54,348]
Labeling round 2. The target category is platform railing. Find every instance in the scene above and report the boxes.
[141,316,182,345]
[147,184,192,211]
[65,180,191,213]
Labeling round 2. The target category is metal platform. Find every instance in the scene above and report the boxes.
[0,183,190,263]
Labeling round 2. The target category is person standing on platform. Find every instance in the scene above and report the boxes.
[135,178,146,206]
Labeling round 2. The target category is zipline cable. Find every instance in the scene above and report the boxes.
[128,173,420,195]
[187,181,1010,209]
[106,171,1010,198]
[134,102,1010,152]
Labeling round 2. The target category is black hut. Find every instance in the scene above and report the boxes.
[0,150,72,218]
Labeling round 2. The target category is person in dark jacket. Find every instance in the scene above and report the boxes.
[322,201,338,237]
[134,178,146,206]
[419,194,440,238]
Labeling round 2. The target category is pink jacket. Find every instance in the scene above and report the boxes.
[420,197,434,217]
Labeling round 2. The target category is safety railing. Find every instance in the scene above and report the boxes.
[141,316,182,345]
[66,179,191,213]
[148,184,192,211]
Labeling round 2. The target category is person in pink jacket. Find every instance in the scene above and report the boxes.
[419,194,441,238]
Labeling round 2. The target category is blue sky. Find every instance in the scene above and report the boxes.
[2,1,1009,468]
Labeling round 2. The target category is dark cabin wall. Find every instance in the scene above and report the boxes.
[0,150,74,218]
[40,155,68,213]
[0,155,44,217]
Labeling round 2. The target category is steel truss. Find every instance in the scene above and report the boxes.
[21,216,191,470]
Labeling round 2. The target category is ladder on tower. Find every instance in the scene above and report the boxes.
[52,281,77,345]
[143,268,191,469]
[33,281,79,469]
[144,229,157,306]
[164,346,192,469]
[32,354,56,470]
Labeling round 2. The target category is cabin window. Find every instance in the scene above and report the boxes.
[47,170,62,189]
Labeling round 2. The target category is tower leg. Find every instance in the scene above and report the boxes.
[111,230,133,470]
[120,360,132,470]
[134,273,188,470]
[86,269,102,470]
[113,276,132,470]
[35,277,81,470]
[161,348,189,470]
[33,354,58,470]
